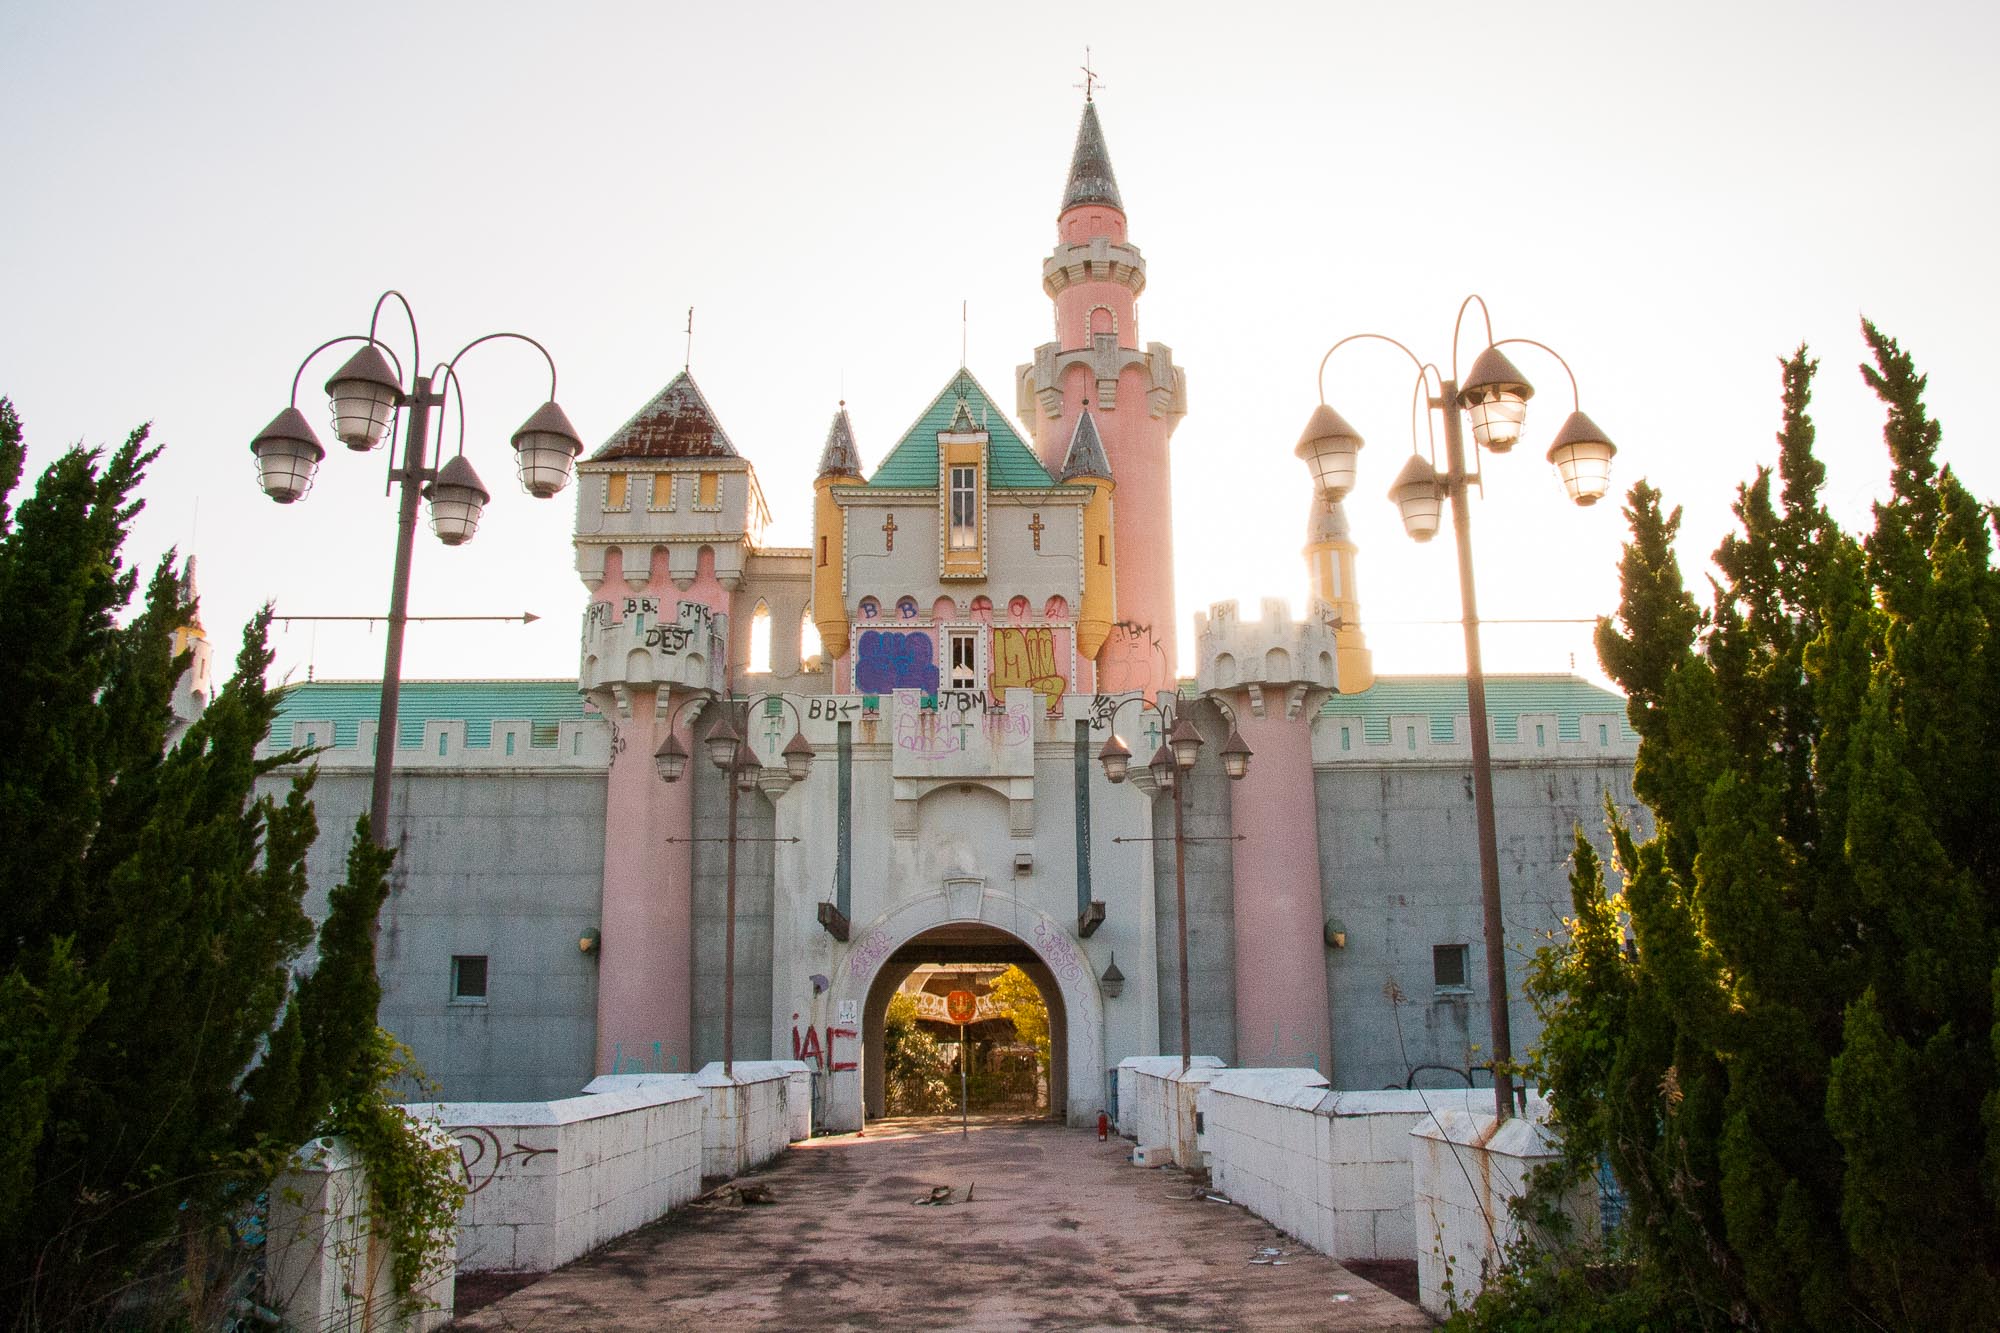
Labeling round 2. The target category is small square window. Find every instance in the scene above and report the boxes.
[1433,944,1469,991]
[451,955,489,1003]
[947,630,979,691]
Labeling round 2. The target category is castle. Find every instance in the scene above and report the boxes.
[256,101,1641,1127]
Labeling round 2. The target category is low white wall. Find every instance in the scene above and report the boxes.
[426,1082,705,1273]
[693,1061,803,1179]
[1121,1055,1224,1155]
[1201,1078,1485,1262]
[267,1135,454,1332]
[1412,1101,1594,1317]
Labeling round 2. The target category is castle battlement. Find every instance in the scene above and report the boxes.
[1193,597,1342,706]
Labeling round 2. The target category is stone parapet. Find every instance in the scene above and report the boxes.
[1194,597,1340,711]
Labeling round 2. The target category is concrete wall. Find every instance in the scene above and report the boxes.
[428,1084,705,1273]
[267,1135,454,1332]
[694,1061,801,1179]
[265,768,608,1103]
[1199,1078,1489,1262]
[1315,759,1646,1091]
[1150,705,1240,1064]
[1121,1056,1225,1163]
[1413,1101,1594,1318]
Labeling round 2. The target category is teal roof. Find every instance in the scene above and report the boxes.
[864,370,1055,491]
[268,679,591,751]
[1319,674,1635,745]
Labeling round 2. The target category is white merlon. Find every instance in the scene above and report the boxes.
[1194,597,1341,706]
[1312,709,1638,766]
[1040,235,1148,299]
[266,717,612,769]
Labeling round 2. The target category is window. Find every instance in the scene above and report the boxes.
[749,601,772,673]
[452,955,489,1003]
[948,465,978,550]
[1097,534,1107,565]
[605,473,628,509]
[648,474,674,510]
[1433,944,1469,991]
[697,472,719,507]
[818,535,828,567]
[947,630,978,690]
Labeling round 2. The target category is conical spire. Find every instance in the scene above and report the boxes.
[1059,409,1112,481]
[817,403,863,477]
[1061,101,1123,214]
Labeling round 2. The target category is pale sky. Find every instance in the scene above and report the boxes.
[5,2,1996,689]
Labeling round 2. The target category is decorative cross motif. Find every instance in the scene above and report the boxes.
[882,513,897,552]
[1029,512,1045,551]
[1144,714,1163,751]
[763,714,785,758]
[950,714,976,749]
[1076,48,1102,102]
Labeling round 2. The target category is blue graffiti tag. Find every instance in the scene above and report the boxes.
[855,629,940,694]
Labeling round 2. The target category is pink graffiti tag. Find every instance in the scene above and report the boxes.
[848,929,894,980]
[1033,919,1086,985]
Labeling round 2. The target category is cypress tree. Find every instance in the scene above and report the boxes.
[1529,326,2000,1329]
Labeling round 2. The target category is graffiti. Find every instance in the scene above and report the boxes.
[1008,595,1030,620]
[608,1039,678,1074]
[644,623,693,652]
[848,929,897,980]
[1033,918,1086,986]
[892,693,1030,758]
[1044,595,1069,619]
[990,626,1065,713]
[855,629,939,693]
[1101,619,1170,690]
[790,1015,859,1072]
[895,597,919,620]
[858,597,880,620]
[1265,1020,1322,1071]
[1087,694,1117,731]
[807,698,859,721]
[450,1126,558,1196]
[621,596,661,619]
[677,600,714,630]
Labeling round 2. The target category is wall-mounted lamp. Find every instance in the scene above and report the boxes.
[1101,953,1125,998]
[579,927,602,956]
[1324,918,1348,950]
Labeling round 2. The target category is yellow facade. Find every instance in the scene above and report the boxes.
[811,474,861,658]
[1073,474,1114,659]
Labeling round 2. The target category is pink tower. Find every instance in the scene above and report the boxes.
[574,373,746,1076]
[1017,100,1188,695]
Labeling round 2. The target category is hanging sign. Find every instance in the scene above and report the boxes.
[945,989,978,1025]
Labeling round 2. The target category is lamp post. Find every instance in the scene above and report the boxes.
[1096,697,1253,1073]
[655,689,814,1076]
[1301,295,1617,1121]
[250,291,583,870]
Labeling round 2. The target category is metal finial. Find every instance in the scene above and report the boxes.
[1075,47,1102,102]
[684,307,694,372]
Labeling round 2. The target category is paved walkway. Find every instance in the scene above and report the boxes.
[452,1116,1430,1331]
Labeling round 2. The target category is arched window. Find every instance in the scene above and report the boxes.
[801,611,823,666]
[749,600,772,673]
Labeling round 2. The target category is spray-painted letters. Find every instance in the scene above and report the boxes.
[855,629,939,694]
[989,625,1065,712]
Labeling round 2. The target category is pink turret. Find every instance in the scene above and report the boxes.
[1018,100,1188,695]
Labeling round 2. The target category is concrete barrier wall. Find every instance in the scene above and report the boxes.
[427,1082,706,1273]
[693,1061,804,1179]
[1121,1056,1224,1157]
[1413,1101,1593,1317]
[1200,1079,1486,1262]
[267,1135,455,1332]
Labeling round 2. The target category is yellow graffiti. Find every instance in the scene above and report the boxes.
[990,626,1066,713]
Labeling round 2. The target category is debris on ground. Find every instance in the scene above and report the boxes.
[1248,1246,1296,1267]
[915,1185,955,1206]
[693,1181,778,1208]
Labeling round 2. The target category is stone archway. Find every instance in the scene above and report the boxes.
[824,886,1104,1131]
[860,923,1069,1121]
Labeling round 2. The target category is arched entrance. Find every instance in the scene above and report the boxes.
[861,923,1068,1120]
[823,886,1104,1131]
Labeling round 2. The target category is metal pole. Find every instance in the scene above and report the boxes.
[959,1021,968,1137]
[1441,381,1515,1122]
[1172,758,1192,1075]
[368,374,431,879]
[723,723,739,1078]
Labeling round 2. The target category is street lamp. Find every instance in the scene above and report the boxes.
[1097,696,1251,1073]
[1307,295,1617,1121]
[657,689,814,1076]
[251,291,583,871]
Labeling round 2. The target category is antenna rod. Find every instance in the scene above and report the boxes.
[684,307,694,372]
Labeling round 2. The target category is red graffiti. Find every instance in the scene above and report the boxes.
[790,1019,859,1072]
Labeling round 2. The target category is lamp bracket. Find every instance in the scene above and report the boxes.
[1110,834,1246,844]
[662,836,802,844]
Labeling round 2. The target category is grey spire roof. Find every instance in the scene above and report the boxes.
[1309,495,1352,544]
[591,371,738,462]
[1061,101,1124,213]
[1059,409,1112,481]
[818,404,863,477]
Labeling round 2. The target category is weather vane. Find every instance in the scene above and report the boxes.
[1076,48,1102,102]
